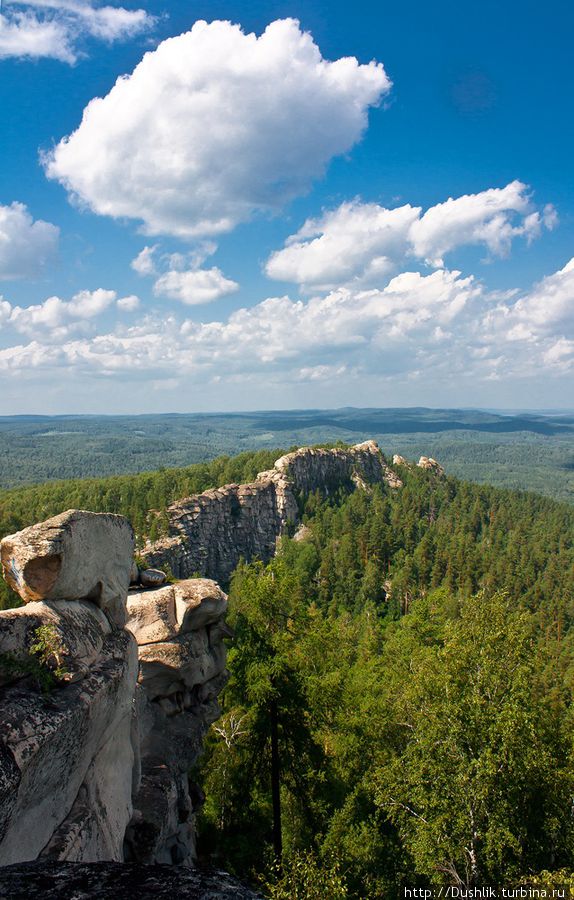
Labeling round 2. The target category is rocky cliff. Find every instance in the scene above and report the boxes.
[0,441,406,888]
[0,510,229,871]
[143,440,402,583]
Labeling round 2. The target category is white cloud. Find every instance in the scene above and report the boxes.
[2,253,573,391]
[0,0,153,63]
[483,257,574,347]
[0,11,74,62]
[134,241,239,306]
[153,267,239,306]
[0,268,479,375]
[0,202,59,280]
[409,181,549,266]
[266,201,420,290]
[7,288,117,338]
[0,298,12,326]
[266,183,556,290]
[131,245,158,277]
[44,18,391,237]
[117,294,140,312]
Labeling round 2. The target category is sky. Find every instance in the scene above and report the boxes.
[0,0,573,414]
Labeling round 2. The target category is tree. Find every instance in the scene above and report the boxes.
[375,591,574,886]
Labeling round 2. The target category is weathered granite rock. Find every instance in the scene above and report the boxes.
[142,441,401,584]
[418,455,445,476]
[393,454,408,465]
[39,701,135,862]
[0,628,138,866]
[140,569,167,588]
[173,580,228,633]
[124,758,194,865]
[0,600,111,687]
[0,510,135,628]
[126,578,230,866]
[0,861,265,899]
[126,585,177,645]
[126,580,227,646]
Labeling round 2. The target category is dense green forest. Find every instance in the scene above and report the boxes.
[195,465,574,896]
[2,445,574,893]
[2,408,574,503]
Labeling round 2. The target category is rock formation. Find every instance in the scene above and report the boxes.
[0,510,135,628]
[417,455,445,476]
[0,441,421,885]
[143,440,402,583]
[124,579,230,865]
[0,861,264,899]
[0,512,229,871]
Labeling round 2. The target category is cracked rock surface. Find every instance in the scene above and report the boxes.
[0,861,265,899]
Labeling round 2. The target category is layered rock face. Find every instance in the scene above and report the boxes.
[143,440,401,583]
[0,513,229,871]
[0,511,138,867]
[124,579,230,865]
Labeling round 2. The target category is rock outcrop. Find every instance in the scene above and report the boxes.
[0,442,423,878]
[0,516,229,870]
[125,579,229,866]
[143,440,401,583]
[417,455,445,476]
[0,510,135,628]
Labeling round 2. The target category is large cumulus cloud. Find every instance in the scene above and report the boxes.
[44,18,391,237]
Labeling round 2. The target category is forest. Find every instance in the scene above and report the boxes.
[2,408,574,503]
[196,463,574,896]
[2,448,574,894]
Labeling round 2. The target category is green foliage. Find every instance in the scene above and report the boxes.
[0,623,69,692]
[376,591,574,886]
[2,408,574,503]
[263,852,349,899]
[0,448,285,608]
[3,438,574,889]
[196,464,574,896]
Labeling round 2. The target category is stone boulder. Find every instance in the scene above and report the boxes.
[126,580,227,646]
[0,510,135,628]
[393,454,408,465]
[125,579,230,866]
[0,628,138,866]
[140,569,167,588]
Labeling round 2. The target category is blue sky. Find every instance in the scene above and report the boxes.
[0,0,573,413]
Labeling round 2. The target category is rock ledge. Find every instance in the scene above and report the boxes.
[0,861,264,899]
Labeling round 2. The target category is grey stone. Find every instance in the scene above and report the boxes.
[0,510,134,628]
[140,569,167,588]
[142,441,401,584]
[0,629,138,866]
[0,861,265,899]
[0,600,111,687]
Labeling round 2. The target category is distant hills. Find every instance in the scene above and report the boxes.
[1,407,574,502]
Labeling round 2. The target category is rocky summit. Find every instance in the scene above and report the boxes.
[0,441,415,891]
[142,440,402,584]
